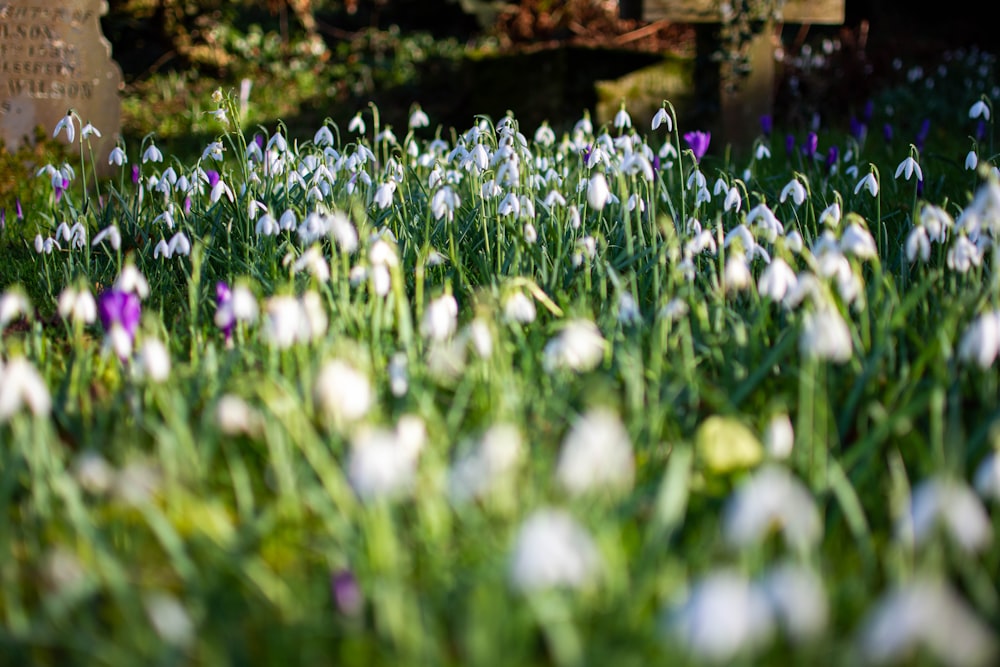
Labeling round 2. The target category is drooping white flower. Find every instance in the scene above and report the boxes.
[758,258,798,302]
[542,319,606,373]
[652,107,672,131]
[145,593,194,648]
[723,253,752,293]
[53,114,75,143]
[263,295,306,348]
[142,143,163,163]
[858,580,997,667]
[894,156,923,182]
[854,171,879,197]
[764,413,794,459]
[819,201,842,227]
[759,563,828,643]
[0,358,52,420]
[723,464,821,551]
[408,105,430,129]
[215,394,263,437]
[587,173,610,210]
[779,178,807,206]
[503,291,536,324]
[800,306,853,363]
[0,288,31,330]
[421,294,459,341]
[92,224,122,251]
[347,418,425,502]
[664,569,774,663]
[966,150,979,171]
[314,359,373,427]
[905,226,931,262]
[449,423,523,503]
[135,338,171,383]
[947,235,983,273]
[840,222,878,259]
[969,99,991,121]
[556,408,634,496]
[508,508,601,593]
[903,477,992,553]
[115,264,150,299]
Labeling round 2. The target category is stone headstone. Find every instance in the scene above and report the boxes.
[0,0,123,175]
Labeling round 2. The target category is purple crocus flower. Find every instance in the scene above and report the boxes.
[915,118,931,151]
[760,114,773,137]
[54,177,69,204]
[683,131,711,162]
[1,208,5,231]
[184,196,192,214]
[651,155,661,181]
[883,123,894,143]
[254,134,265,150]
[863,100,874,123]
[131,165,140,184]
[330,569,363,617]
[15,198,22,220]
[785,133,796,156]
[98,289,141,359]
[801,132,818,159]
[216,281,234,344]
[826,145,839,169]
[205,170,221,189]
[850,116,866,141]
[977,120,987,142]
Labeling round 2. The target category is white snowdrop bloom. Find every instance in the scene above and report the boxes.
[724,253,752,292]
[724,186,742,213]
[450,423,523,503]
[758,257,798,302]
[724,223,755,253]
[134,338,171,383]
[73,451,115,495]
[587,172,610,210]
[431,186,461,221]
[760,563,828,642]
[966,150,979,171]
[779,178,807,206]
[542,319,606,373]
[255,213,279,236]
[819,201,842,227]
[764,413,794,459]
[800,306,853,363]
[108,145,127,166]
[153,238,171,260]
[686,169,707,191]
[755,143,771,160]
[658,297,689,322]
[969,99,991,121]
[920,204,953,243]
[651,106,672,131]
[328,211,359,254]
[373,181,396,210]
[278,209,297,231]
[300,291,328,342]
[168,231,191,257]
[905,226,931,262]
[894,156,923,181]
[854,171,879,197]
[503,291,536,324]
[408,106,430,129]
[664,569,774,663]
[53,113,76,142]
[858,580,997,667]
[618,291,641,326]
[723,464,821,551]
[292,245,331,282]
[263,295,306,348]
[498,192,520,217]
[556,408,634,496]
[313,125,334,147]
[508,508,601,593]
[215,394,263,437]
[142,143,163,164]
[568,205,581,229]
[347,424,421,502]
[534,122,556,146]
[840,222,878,259]
[904,477,992,553]
[145,593,194,648]
[947,235,983,273]
[92,224,122,251]
[0,358,52,421]
[314,359,373,427]
[115,264,150,299]
[421,294,459,341]
[613,106,632,129]
[0,289,31,329]
[347,112,365,134]
[785,230,804,254]
[544,189,567,208]
[210,179,234,204]
[387,352,408,397]
[462,318,493,359]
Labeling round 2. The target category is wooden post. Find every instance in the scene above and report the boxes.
[632,0,844,152]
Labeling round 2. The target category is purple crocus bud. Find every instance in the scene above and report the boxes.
[1,208,5,231]
[801,132,818,159]
[683,130,711,162]
[330,569,363,617]
[184,196,192,214]
[915,118,931,150]
[216,281,234,343]
[883,123,893,143]
[15,197,23,220]
[206,170,221,189]
[254,134,265,150]
[863,99,874,122]
[131,165,140,184]
[785,133,796,156]
[850,116,866,140]
[826,145,839,169]
[98,290,142,360]
[760,114,773,137]
[651,155,661,180]
[977,120,987,142]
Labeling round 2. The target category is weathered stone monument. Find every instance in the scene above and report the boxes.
[0,0,123,174]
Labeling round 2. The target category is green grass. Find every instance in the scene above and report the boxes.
[1,39,1000,667]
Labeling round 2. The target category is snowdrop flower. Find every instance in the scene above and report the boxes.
[966,150,979,171]
[652,106,672,131]
[723,186,742,213]
[215,394,263,437]
[974,452,1000,500]
[755,143,771,160]
[904,477,992,553]
[263,295,306,348]
[58,286,97,324]
[347,418,425,502]
[314,359,373,427]
[785,230,804,254]
[894,156,923,181]
[421,294,458,341]
[723,253,752,293]
[659,297,689,322]
[819,201,842,227]
[858,580,996,667]
[431,186,460,221]
[764,413,794,459]
[542,319,606,373]
[114,264,150,299]
[255,213,279,236]
[947,235,982,273]
[760,563,828,643]
[854,171,879,197]
[0,288,31,330]
[613,105,632,130]
[534,122,556,146]
[556,408,634,496]
[757,258,798,302]
[840,222,878,259]
[210,178,234,204]
[799,304,854,363]
[373,181,396,210]
[73,451,115,495]
[724,464,821,551]
[503,291,536,324]
[145,593,194,648]
[135,338,171,383]
[408,105,429,129]
[348,112,365,134]
[153,238,171,259]
[587,173,610,210]
[906,226,931,262]
[108,146,127,166]
[92,224,121,251]
[313,125,334,147]
[969,99,991,121]
[328,211,359,253]
[449,423,523,503]
[142,143,163,163]
[0,358,52,420]
[508,508,601,593]
[664,569,774,663]
[53,114,75,142]
[780,178,807,206]
[167,231,191,257]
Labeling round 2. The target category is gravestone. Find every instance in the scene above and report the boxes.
[0,0,123,175]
